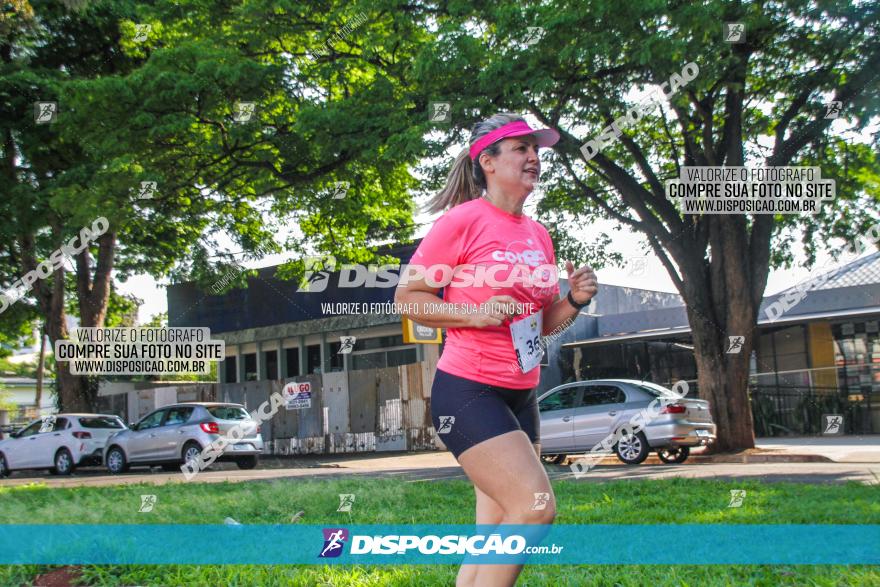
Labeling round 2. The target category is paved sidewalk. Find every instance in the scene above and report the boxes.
[2,452,876,488]
[753,435,880,463]
[1,436,877,488]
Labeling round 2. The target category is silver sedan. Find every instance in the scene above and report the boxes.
[103,402,264,474]
[538,379,716,465]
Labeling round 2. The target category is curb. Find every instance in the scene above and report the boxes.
[689,454,833,464]
[583,453,836,465]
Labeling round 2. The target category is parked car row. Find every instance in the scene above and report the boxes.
[537,379,717,465]
[0,402,263,477]
[0,414,124,476]
[1,379,713,477]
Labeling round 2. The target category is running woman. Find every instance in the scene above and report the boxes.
[394,113,598,586]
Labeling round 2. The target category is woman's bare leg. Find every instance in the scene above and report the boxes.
[456,442,543,587]
[455,432,556,587]
[455,485,504,586]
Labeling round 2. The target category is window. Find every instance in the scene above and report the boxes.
[387,348,417,367]
[286,347,300,377]
[244,353,258,381]
[78,417,124,429]
[207,405,250,421]
[358,335,405,351]
[306,344,322,374]
[137,410,166,430]
[17,420,44,438]
[350,348,419,371]
[224,357,237,383]
[579,385,626,407]
[833,321,880,397]
[539,387,580,412]
[34,416,67,433]
[164,407,194,426]
[264,350,278,380]
[352,352,384,371]
[635,381,687,399]
[328,342,344,372]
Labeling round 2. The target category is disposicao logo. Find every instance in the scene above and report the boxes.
[319,528,349,558]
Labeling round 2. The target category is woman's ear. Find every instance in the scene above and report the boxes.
[478,152,494,175]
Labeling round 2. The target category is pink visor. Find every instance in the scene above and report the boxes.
[469,120,560,161]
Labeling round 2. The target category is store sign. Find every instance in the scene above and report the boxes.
[402,316,442,344]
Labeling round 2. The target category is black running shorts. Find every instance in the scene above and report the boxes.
[430,367,540,459]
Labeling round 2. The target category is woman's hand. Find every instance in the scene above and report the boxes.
[468,294,522,328]
[565,261,598,304]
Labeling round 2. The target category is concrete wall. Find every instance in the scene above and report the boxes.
[104,346,443,456]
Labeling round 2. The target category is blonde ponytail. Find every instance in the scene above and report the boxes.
[425,149,479,214]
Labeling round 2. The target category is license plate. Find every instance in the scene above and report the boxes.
[232,443,253,451]
[695,430,710,437]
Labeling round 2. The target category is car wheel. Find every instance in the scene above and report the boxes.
[614,431,650,465]
[106,446,129,474]
[541,454,567,465]
[658,446,690,464]
[53,448,75,476]
[235,456,258,470]
[182,442,204,470]
[0,453,9,477]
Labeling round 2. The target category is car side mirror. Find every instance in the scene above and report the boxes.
[128,423,138,431]
[10,431,19,439]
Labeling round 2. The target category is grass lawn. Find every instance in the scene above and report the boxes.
[0,477,877,586]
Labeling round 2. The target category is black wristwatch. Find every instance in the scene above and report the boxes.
[566,290,592,309]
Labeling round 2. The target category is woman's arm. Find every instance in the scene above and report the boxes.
[541,294,581,336]
[542,261,598,335]
[394,272,519,329]
[394,285,474,328]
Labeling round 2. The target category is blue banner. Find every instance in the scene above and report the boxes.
[0,524,876,565]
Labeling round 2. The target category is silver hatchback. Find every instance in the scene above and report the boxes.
[538,379,716,465]
[103,402,264,474]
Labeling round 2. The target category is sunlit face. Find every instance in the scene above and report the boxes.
[480,136,541,194]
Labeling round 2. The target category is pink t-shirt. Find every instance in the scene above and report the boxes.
[412,197,560,389]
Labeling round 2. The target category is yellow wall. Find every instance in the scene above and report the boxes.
[808,322,838,390]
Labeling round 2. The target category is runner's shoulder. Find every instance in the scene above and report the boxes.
[443,198,484,221]
[528,217,554,242]
[432,199,484,232]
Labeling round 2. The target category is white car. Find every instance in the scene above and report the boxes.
[0,413,126,477]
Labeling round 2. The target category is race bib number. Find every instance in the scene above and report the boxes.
[510,309,543,373]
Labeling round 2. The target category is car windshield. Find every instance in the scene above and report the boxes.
[17,421,44,437]
[78,417,125,429]
[207,406,250,420]
[634,381,688,398]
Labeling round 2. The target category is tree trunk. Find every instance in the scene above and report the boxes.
[56,367,93,412]
[34,323,46,413]
[42,265,93,413]
[686,300,757,452]
[21,226,116,413]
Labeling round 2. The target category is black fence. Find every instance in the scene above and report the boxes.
[750,385,874,436]
[655,379,874,436]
